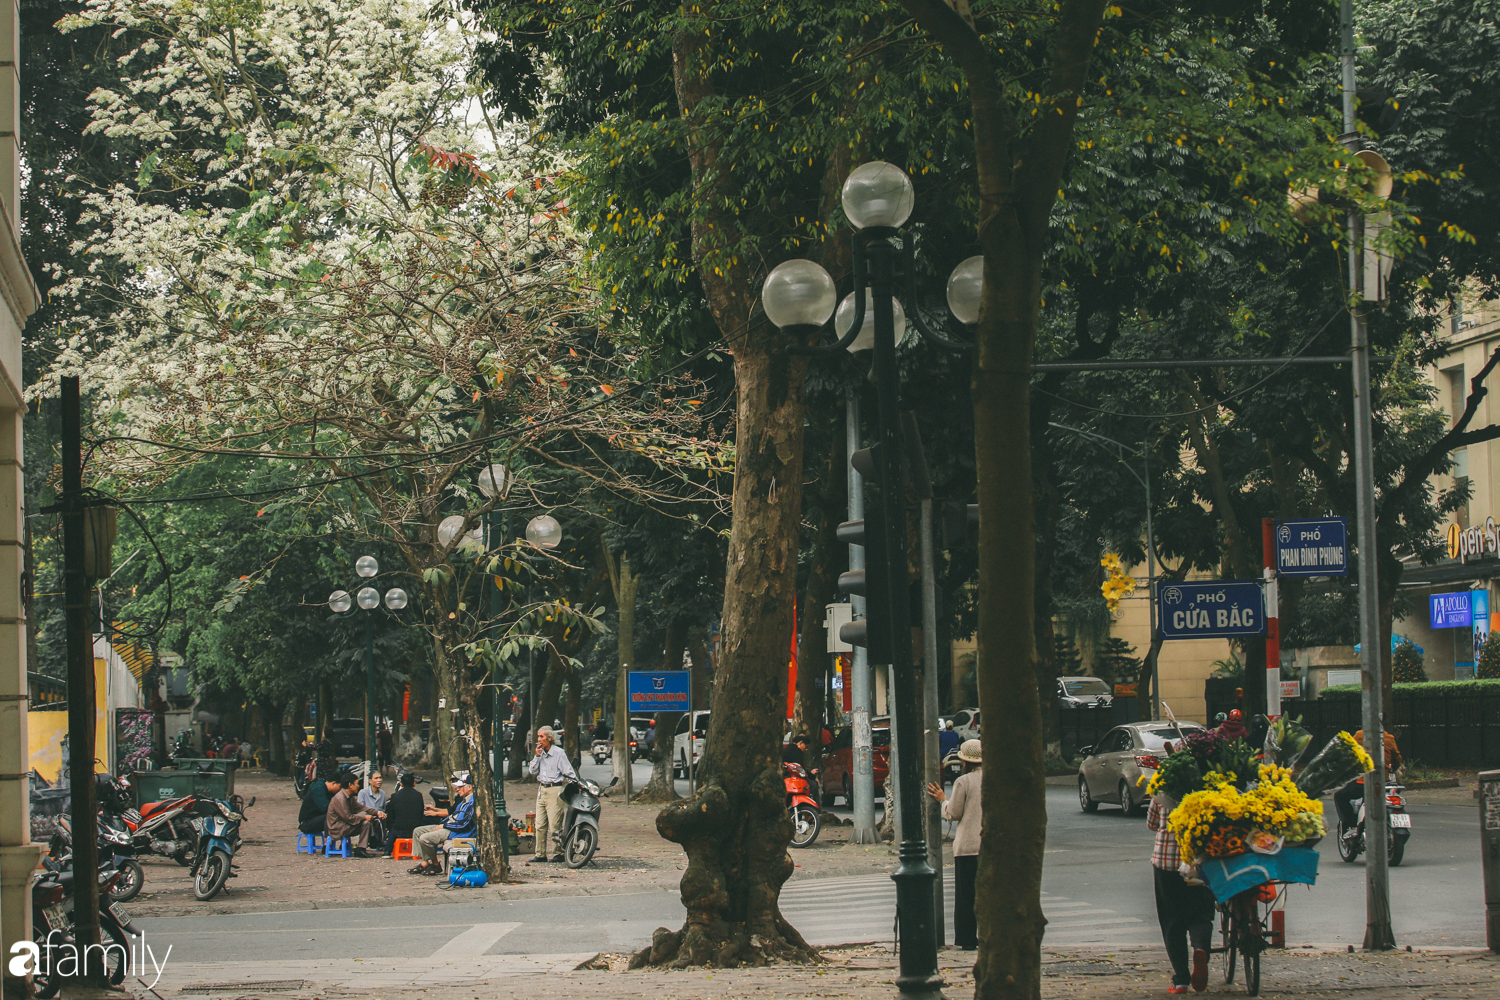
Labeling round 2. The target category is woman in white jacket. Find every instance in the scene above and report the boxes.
[927,738,982,949]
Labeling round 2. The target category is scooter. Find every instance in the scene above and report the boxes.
[557,777,602,868]
[111,793,200,866]
[189,793,253,901]
[591,739,613,765]
[941,748,963,786]
[784,762,820,848]
[32,856,140,992]
[1337,781,1411,866]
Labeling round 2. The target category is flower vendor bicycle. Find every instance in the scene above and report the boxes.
[1214,880,1281,996]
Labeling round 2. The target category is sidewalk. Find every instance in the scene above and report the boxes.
[115,945,1499,1000]
[126,771,909,918]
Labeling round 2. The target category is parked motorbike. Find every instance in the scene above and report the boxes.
[1338,781,1411,866]
[51,814,145,904]
[189,793,253,901]
[557,777,602,868]
[783,762,820,848]
[591,739,613,765]
[32,855,139,993]
[294,745,314,799]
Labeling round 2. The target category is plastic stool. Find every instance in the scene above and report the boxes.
[324,836,351,858]
[296,832,325,855]
[392,838,415,860]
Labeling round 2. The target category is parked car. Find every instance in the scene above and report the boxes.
[945,707,981,741]
[326,719,366,757]
[672,710,711,777]
[1077,721,1206,816]
[1058,675,1114,709]
[821,717,891,805]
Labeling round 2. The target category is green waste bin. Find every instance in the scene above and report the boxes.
[132,768,234,806]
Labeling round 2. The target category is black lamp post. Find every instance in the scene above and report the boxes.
[328,558,407,772]
[761,161,979,999]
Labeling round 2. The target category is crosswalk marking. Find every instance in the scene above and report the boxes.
[778,871,1153,948]
[428,923,521,959]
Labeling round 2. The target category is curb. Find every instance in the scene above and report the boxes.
[1401,777,1460,790]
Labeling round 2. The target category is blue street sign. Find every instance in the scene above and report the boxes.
[1429,591,1473,630]
[627,670,691,712]
[1275,518,1349,577]
[1158,581,1266,640]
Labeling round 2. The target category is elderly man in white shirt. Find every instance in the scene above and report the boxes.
[527,726,578,862]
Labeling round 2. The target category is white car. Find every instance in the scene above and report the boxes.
[944,707,981,742]
[672,710,710,777]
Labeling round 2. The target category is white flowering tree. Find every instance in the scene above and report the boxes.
[39,0,718,878]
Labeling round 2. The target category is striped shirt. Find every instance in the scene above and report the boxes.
[1148,796,1181,871]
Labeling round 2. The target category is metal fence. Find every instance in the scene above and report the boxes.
[1282,695,1500,768]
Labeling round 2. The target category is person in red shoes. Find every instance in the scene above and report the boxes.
[1148,792,1214,993]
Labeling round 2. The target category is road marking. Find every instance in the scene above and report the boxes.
[428,923,521,959]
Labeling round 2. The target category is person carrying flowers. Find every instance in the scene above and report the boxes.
[1333,729,1399,834]
[1147,790,1214,993]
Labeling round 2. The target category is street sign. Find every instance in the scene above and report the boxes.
[1430,591,1473,629]
[1280,680,1302,701]
[1158,581,1266,640]
[1275,518,1349,577]
[627,670,691,712]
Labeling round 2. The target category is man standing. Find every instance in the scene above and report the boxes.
[328,772,383,858]
[527,726,576,862]
[1148,792,1214,993]
[408,772,475,875]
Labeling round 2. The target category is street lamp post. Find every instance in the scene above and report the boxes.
[477,462,514,867]
[762,160,982,999]
[328,559,407,773]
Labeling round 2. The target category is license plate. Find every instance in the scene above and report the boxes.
[43,905,67,930]
[109,903,131,924]
[1389,813,1412,829]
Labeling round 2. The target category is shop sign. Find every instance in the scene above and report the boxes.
[1447,516,1499,563]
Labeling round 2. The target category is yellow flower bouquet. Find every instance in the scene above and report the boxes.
[1168,765,1325,863]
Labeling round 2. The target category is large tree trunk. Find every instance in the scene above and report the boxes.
[563,662,581,767]
[432,640,461,773]
[894,2,1109,997]
[536,645,566,734]
[454,644,507,882]
[637,623,689,803]
[640,306,816,963]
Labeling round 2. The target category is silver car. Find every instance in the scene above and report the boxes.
[1077,721,1205,816]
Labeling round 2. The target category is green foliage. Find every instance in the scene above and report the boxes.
[1392,640,1427,684]
[1052,633,1083,676]
[1322,678,1500,698]
[1281,592,1360,649]
[1097,637,1141,687]
[1479,634,1500,680]
[1211,648,1244,680]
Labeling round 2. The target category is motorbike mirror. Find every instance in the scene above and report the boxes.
[247,796,256,808]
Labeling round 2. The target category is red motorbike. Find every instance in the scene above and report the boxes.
[784,762,821,848]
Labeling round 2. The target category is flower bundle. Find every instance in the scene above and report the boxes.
[1169,765,1324,862]
[1263,714,1314,770]
[1294,731,1375,798]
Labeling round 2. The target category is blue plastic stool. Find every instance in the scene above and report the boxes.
[296,832,325,855]
[324,836,351,858]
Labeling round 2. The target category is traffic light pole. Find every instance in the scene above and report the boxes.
[865,231,942,998]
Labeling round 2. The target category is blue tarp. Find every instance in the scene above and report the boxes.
[1199,847,1319,903]
[1353,633,1423,655]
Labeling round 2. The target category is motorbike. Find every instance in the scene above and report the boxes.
[783,762,821,848]
[189,793,253,901]
[940,748,964,786]
[591,739,613,765]
[110,793,200,866]
[51,814,145,904]
[557,777,602,868]
[1337,781,1411,866]
[294,745,315,799]
[31,856,140,994]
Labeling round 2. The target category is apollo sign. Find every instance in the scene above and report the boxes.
[1448,516,1499,563]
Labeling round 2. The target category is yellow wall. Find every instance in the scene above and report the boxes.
[27,657,110,783]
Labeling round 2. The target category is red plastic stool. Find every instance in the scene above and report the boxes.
[392,838,415,860]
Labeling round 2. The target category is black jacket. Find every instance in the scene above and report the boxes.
[386,786,426,833]
[298,781,332,826]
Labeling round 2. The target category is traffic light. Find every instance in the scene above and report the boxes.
[835,507,891,662]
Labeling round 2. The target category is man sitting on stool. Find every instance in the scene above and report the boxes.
[527,726,577,862]
[408,771,475,875]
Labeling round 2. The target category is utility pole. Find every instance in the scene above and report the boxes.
[1341,0,1395,951]
[847,394,878,844]
[62,376,103,981]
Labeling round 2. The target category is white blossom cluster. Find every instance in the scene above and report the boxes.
[38,0,595,495]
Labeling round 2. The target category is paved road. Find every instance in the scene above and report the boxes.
[138,785,1484,976]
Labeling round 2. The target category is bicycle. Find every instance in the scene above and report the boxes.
[1213,880,1281,996]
